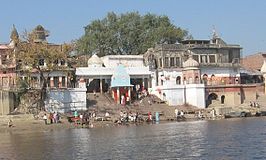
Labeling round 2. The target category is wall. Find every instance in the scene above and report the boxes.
[101,55,144,68]
[185,84,205,108]
[206,84,264,107]
[0,90,15,115]
[152,84,206,108]
[45,88,87,113]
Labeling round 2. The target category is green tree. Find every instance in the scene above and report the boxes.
[77,12,189,56]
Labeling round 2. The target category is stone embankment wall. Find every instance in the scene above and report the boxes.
[0,90,16,115]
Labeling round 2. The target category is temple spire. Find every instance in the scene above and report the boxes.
[10,24,19,42]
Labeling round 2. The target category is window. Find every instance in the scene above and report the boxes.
[209,55,215,63]
[200,55,207,63]
[176,57,180,67]
[62,77,66,87]
[47,77,50,87]
[183,77,186,84]
[176,76,181,85]
[60,60,65,66]
[39,59,44,66]
[170,57,175,67]
[54,77,59,88]
[164,57,169,67]
[2,55,7,65]
[159,58,162,67]
[195,76,199,84]
[203,74,208,85]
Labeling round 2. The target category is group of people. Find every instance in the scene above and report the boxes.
[250,101,260,108]
[174,108,184,119]
[118,110,139,123]
[43,112,60,125]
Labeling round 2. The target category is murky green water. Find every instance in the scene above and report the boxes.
[1,117,266,160]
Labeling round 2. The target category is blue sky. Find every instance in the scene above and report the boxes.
[1,0,266,56]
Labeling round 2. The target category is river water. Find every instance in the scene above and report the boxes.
[1,117,266,160]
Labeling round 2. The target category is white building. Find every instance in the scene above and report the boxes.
[150,55,206,108]
[76,54,151,104]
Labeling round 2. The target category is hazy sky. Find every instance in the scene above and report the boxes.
[1,0,266,56]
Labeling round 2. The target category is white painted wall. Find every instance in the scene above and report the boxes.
[163,86,185,106]
[185,84,206,108]
[150,83,205,108]
[45,88,87,113]
[101,55,144,68]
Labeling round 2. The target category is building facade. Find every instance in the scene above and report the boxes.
[144,34,263,108]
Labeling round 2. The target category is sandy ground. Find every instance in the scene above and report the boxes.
[0,114,124,133]
[0,112,210,133]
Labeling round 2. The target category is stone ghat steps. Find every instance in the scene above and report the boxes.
[87,94,200,120]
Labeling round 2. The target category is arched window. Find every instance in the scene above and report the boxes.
[183,77,186,84]
[211,74,215,85]
[176,76,181,85]
[195,76,199,84]
[221,95,225,104]
[203,74,208,85]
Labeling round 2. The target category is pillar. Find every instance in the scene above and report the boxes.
[65,76,68,88]
[50,77,54,88]
[112,89,114,99]
[142,77,145,91]
[148,78,151,88]
[59,76,62,88]
[100,79,103,94]
[128,87,131,104]
[117,87,120,104]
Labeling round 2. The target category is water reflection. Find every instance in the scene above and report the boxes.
[1,118,266,159]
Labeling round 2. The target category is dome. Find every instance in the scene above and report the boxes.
[183,55,199,68]
[261,60,266,74]
[87,54,103,67]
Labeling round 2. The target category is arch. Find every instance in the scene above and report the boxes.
[176,76,181,85]
[195,76,199,84]
[221,95,225,104]
[206,93,218,107]
[211,74,215,85]
[183,77,186,84]
[202,74,208,85]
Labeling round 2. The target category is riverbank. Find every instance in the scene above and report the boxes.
[0,111,218,133]
[0,105,264,133]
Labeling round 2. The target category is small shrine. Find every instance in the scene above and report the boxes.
[111,64,133,105]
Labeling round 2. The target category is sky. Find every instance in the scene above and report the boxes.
[1,0,266,56]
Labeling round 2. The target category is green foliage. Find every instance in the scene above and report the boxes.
[77,12,189,56]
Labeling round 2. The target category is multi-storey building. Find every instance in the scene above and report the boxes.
[0,25,18,89]
[144,33,264,108]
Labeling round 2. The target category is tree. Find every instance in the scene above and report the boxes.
[76,12,189,56]
[15,26,72,111]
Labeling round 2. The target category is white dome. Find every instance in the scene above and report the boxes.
[261,60,266,73]
[183,55,199,68]
[87,54,103,67]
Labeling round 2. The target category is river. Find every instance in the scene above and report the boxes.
[1,117,266,160]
